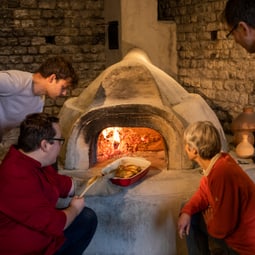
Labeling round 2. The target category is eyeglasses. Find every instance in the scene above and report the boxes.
[226,24,238,38]
[46,137,65,145]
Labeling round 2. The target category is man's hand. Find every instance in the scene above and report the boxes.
[63,196,85,229]
[69,196,85,216]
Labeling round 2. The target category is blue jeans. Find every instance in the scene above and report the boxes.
[186,212,239,255]
[55,207,97,255]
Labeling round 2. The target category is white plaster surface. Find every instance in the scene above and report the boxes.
[61,166,200,255]
[59,153,255,255]
[121,0,177,77]
[58,48,228,170]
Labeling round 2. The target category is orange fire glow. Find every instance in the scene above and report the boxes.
[97,127,164,162]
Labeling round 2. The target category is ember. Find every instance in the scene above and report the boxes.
[97,127,164,162]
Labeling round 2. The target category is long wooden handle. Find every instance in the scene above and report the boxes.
[79,176,99,198]
[79,185,91,198]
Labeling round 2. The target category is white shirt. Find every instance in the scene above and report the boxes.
[0,70,44,133]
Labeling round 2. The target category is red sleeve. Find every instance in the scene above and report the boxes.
[0,159,67,237]
[181,177,209,215]
[43,166,72,197]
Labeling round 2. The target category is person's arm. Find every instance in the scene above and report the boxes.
[45,166,73,198]
[62,196,85,229]
[181,177,209,216]
[0,71,28,95]
[178,213,191,238]
[0,167,67,237]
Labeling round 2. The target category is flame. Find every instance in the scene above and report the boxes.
[102,127,121,144]
[113,128,120,143]
[97,127,165,162]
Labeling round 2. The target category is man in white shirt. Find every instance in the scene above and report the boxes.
[0,56,78,141]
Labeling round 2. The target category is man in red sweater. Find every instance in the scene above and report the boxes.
[178,121,255,255]
[0,113,97,255]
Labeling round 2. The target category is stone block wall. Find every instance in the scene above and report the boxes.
[167,0,255,134]
[2,0,255,135]
[0,0,105,115]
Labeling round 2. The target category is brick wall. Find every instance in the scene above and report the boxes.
[168,0,255,134]
[0,0,105,115]
[2,0,255,135]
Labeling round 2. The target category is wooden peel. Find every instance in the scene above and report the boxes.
[79,176,100,198]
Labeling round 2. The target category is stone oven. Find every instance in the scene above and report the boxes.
[58,48,230,255]
[58,48,227,170]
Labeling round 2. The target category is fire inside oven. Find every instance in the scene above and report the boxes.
[97,127,166,167]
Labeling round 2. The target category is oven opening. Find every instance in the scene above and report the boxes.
[97,127,166,169]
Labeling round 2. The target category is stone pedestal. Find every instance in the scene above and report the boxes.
[61,168,202,255]
[60,154,255,255]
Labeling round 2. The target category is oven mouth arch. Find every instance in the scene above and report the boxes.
[60,104,192,170]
